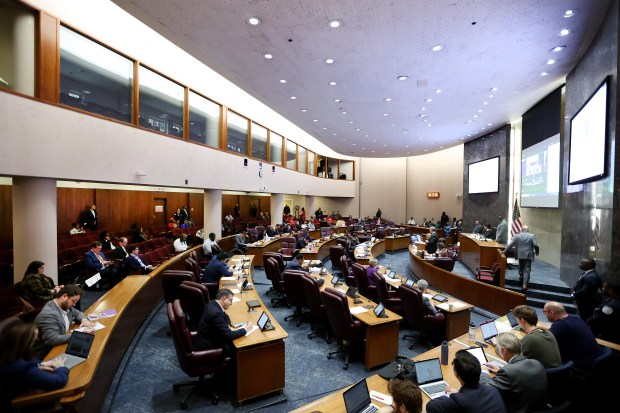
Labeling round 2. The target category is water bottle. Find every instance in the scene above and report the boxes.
[440,341,449,365]
[468,322,476,341]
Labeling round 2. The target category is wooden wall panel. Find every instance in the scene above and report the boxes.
[56,188,96,235]
[223,194,240,219]
[0,186,13,249]
[222,194,271,221]
[37,12,60,103]
[188,193,204,225]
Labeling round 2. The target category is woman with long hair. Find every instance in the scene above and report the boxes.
[20,261,62,304]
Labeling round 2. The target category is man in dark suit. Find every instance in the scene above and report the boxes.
[202,252,233,283]
[481,332,547,413]
[504,226,538,290]
[427,350,507,413]
[125,246,155,274]
[285,254,308,272]
[572,258,601,320]
[180,205,190,225]
[426,227,438,254]
[112,237,130,259]
[195,289,252,355]
[82,204,98,230]
[83,241,119,288]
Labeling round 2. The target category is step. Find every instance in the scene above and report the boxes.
[505,279,571,295]
[526,296,577,314]
[505,286,573,305]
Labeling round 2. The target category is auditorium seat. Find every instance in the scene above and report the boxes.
[300,273,330,342]
[432,257,455,272]
[476,262,500,285]
[178,281,210,331]
[373,272,403,316]
[352,263,376,302]
[278,237,298,262]
[265,257,286,307]
[282,270,309,326]
[399,283,445,348]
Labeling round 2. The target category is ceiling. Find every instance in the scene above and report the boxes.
[112,0,610,157]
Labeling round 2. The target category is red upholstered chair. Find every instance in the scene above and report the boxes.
[329,246,346,275]
[372,272,403,316]
[300,273,330,342]
[178,281,210,331]
[161,270,194,304]
[168,300,230,409]
[352,263,377,302]
[263,252,285,273]
[320,287,364,369]
[283,269,309,326]
[265,257,287,307]
[278,237,299,262]
[184,258,201,283]
[339,255,354,286]
[398,283,446,348]
[432,257,455,272]
[476,262,500,285]
[247,227,259,242]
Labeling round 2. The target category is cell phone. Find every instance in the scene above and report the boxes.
[232,322,245,329]
[474,341,489,348]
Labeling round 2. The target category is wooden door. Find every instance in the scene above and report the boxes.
[153,198,167,226]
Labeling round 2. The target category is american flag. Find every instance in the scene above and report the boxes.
[511,198,523,237]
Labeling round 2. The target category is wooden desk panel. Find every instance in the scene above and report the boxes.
[246,238,282,267]
[384,236,410,252]
[300,237,338,261]
[355,240,385,265]
[459,233,506,287]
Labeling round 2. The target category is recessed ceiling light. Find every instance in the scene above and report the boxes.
[341,111,347,115]
[467,120,472,123]
[329,81,337,86]
[541,72,548,76]
[333,133,337,136]
[301,109,307,112]
[547,59,556,65]
[431,44,444,52]
[313,119,318,122]
[328,19,342,28]
[425,98,432,102]
[483,101,488,105]
[384,98,392,102]
[488,94,494,98]
[334,99,342,102]
[325,58,334,64]
[247,17,261,25]
[384,144,388,147]
[427,123,432,127]
[481,127,486,130]
[473,115,479,118]
[490,87,498,92]
[397,75,408,81]
[348,121,354,124]
[487,123,492,126]
[351,143,356,146]
[290,96,296,99]
[467,134,472,137]
[355,128,360,131]
[564,9,575,18]
[421,107,426,111]
[322,127,327,130]
[279,79,286,84]
[560,29,571,36]
[424,149,428,152]
[362,147,365,150]
[383,113,389,116]
[418,137,423,140]
[264,53,273,59]
[435,89,442,94]
[551,46,566,52]
[423,119,428,122]
[391,124,396,127]
[477,109,483,112]
[371,150,375,153]
[405,145,409,148]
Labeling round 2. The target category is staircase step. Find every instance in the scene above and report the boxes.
[526,296,577,314]
[505,279,571,294]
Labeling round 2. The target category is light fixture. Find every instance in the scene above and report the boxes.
[313,119,318,122]
[560,29,571,36]
[383,113,389,116]
[325,58,334,64]
[435,89,442,94]
[328,19,342,28]
[563,9,575,18]
[467,120,472,123]
[351,143,356,146]
[477,109,483,112]
[421,107,426,111]
[264,53,273,59]
[301,108,307,112]
[384,98,392,102]
[490,87,498,92]
[488,94,494,98]
[397,75,408,81]
[431,44,444,52]
[427,123,432,127]
[547,59,556,65]
[334,98,341,102]
[348,121,354,124]
[483,101,488,105]
[541,72,548,76]
[247,17,261,25]
[355,128,360,131]
[329,81,337,86]
[487,123,492,126]
[341,111,347,114]
[361,147,365,150]
[551,46,566,52]
[333,133,337,136]
[425,98,432,102]
[279,79,286,83]
[322,127,327,130]
[290,96,297,99]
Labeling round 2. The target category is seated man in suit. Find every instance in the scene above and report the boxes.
[125,246,155,274]
[112,237,130,259]
[202,252,233,284]
[284,254,308,272]
[265,225,279,237]
[195,288,253,355]
[234,230,248,253]
[426,350,507,413]
[415,279,438,315]
[34,285,94,358]
[481,332,547,413]
[83,241,119,289]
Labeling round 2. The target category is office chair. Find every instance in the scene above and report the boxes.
[178,281,210,331]
[546,360,574,406]
[265,257,287,307]
[263,252,285,273]
[339,255,354,286]
[282,269,310,326]
[168,301,229,409]
[278,237,299,262]
[352,263,377,302]
[329,246,346,275]
[432,257,455,272]
[300,273,330,342]
[475,262,500,285]
[162,270,194,303]
[320,287,364,369]
[184,258,201,282]
[372,272,403,316]
[398,283,445,348]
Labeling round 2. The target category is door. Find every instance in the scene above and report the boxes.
[154,198,167,226]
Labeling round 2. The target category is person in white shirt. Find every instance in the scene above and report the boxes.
[173,233,189,252]
[307,219,316,230]
[203,232,222,255]
[407,217,416,225]
[69,223,85,235]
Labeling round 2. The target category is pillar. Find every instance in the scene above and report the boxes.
[204,189,222,238]
[13,177,57,283]
[305,195,315,222]
[270,193,284,226]
[12,7,35,96]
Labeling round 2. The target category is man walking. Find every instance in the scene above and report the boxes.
[504,226,538,290]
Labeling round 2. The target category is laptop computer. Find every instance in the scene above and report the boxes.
[47,331,95,369]
[506,310,520,330]
[415,358,449,399]
[480,320,499,344]
[373,302,388,318]
[343,378,379,413]
[385,270,396,279]
[406,279,415,286]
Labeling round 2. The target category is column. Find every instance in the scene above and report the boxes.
[12,7,36,96]
[305,195,315,222]
[13,177,57,283]
[204,189,222,238]
[270,193,284,226]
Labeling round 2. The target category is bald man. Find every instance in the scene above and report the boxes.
[543,301,601,372]
[504,226,538,290]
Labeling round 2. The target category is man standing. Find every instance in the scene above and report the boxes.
[427,350,507,413]
[180,205,190,225]
[34,285,94,358]
[283,204,290,215]
[481,332,547,413]
[315,207,323,220]
[571,258,601,320]
[82,204,98,231]
[195,289,252,355]
[504,226,538,290]
[233,203,240,217]
[426,227,438,254]
[543,301,601,372]
[202,253,233,284]
[495,216,508,244]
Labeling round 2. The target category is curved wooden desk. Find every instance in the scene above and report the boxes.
[246,236,283,266]
[299,237,339,261]
[459,233,507,287]
[354,239,385,265]
[409,246,525,316]
[384,235,411,252]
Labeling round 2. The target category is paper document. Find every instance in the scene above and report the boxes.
[231,296,241,303]
[85,273,101,287]
[75,322,105,332]
[230,288,240,294]
[422,293,433,299]
[349,306,368,315]
[370,390,393,406]
[221,276,236,281]
[245,325,259,336]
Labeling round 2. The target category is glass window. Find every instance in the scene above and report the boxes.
[251,122,268,161]
[0,1,35,96]
[138,66,183,137]
[226,111,248,155]
[327,158,337,179]
[188,91,220,147]
[286,139,297,169]
[339,160,354,180]
[297,146,307,173]
[307,150,316,175]
[317,155,326,177]
[60,26,133,122]
[270,132,283,165]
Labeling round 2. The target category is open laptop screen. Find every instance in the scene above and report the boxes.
[343,378,371,413]
[506,310,519,328]
[67,331,95,358]
[466,346,488,365]
[480,320,498,340]
[415,358,443,385]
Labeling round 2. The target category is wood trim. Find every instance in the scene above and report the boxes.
[37,11,59,102]
[182,87,189,140]
[266,129,271,162]
[220,105,228,150]
[247,119,253,157]
[132,61,139,125]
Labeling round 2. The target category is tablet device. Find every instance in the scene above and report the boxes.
[432,294,448,303]
[373,302,388,318]
[257,311,275,331]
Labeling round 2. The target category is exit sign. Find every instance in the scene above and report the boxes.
[427,192,440,199]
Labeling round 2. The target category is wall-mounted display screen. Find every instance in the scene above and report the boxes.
[521,133,560,208]
[468,157,499,194]
[569,78,608,185]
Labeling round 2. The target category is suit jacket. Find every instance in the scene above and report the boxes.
[426,383,507,413]
[573,270,601,316]
[34,300,86,358]
[285,260,308,272]
[202,258,233,283]
[482,354,547,413]
[82,209,97,229]
[112,245,130,259]
[504,232,538,260]
[426,232,439,254]
[195,300,246,353]
[125,254,149,271]
[83,250,107,271]
[473,224,483,234]
[495,220,508,244]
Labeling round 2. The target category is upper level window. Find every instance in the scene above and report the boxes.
[227,111,248,155]
[251,122,268,161]
[270,132,283,166]
[189,91,220,148]
[297,146,307,173]
[307,150,316,175]
[339,160,354,180]
[326,158,337,179]
[138,66,183,137]
[60,26,133,122]
[286,139,297,170]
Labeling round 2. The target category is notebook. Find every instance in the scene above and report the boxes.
[47,331,95,369]
[343,378,379,413]
[480,320,499,344]
[415,358,448,399]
